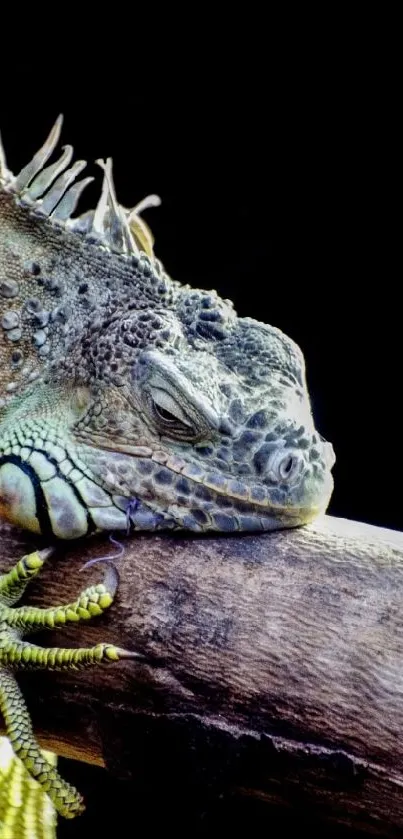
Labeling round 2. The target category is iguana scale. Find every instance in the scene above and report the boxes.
[0,117,335,833]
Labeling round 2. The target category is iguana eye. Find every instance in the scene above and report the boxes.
[153,404,178,423]
[149,387,193,431]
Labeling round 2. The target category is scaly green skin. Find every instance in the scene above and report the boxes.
[0,117,336,824]
[0,734,58,837]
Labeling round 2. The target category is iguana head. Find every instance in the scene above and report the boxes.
[0,118,335,537]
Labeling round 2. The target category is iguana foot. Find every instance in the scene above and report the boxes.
[0,549,136,819]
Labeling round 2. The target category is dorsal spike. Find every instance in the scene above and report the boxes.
[126,195,161,257]
[94,158,139,255]
[26,145,74,200]
[51,176,95,221]
[92,157,113,237]
[129,212,156,258]
[0,130,7,182]
[39,160,87,215]
[14,115,64,193]
[128,194,162,217]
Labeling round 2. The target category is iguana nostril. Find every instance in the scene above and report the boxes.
[276,451,303,482]
[266,448,304,483]
[280,454,295,478]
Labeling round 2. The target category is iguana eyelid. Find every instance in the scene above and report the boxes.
[149,386,193,428]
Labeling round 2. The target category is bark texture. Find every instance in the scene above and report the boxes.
[1,515,402,835]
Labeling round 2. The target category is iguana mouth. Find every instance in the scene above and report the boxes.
[81,440,334,531]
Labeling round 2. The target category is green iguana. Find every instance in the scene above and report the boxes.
[0,117,335,834]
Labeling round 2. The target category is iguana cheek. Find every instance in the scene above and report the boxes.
[0,461,41,533]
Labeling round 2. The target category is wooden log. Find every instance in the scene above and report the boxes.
[1,515,403,835]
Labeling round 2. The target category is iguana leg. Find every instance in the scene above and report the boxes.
[0,549,138,819]
[0,668,84,819]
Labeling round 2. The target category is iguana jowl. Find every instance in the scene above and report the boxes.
[0,117,335,824]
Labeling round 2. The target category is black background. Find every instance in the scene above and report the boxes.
[0,25,399,836]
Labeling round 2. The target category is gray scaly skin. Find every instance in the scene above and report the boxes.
[0,117,335,822]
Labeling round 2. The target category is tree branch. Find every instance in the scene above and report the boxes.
[1,516,402,835]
